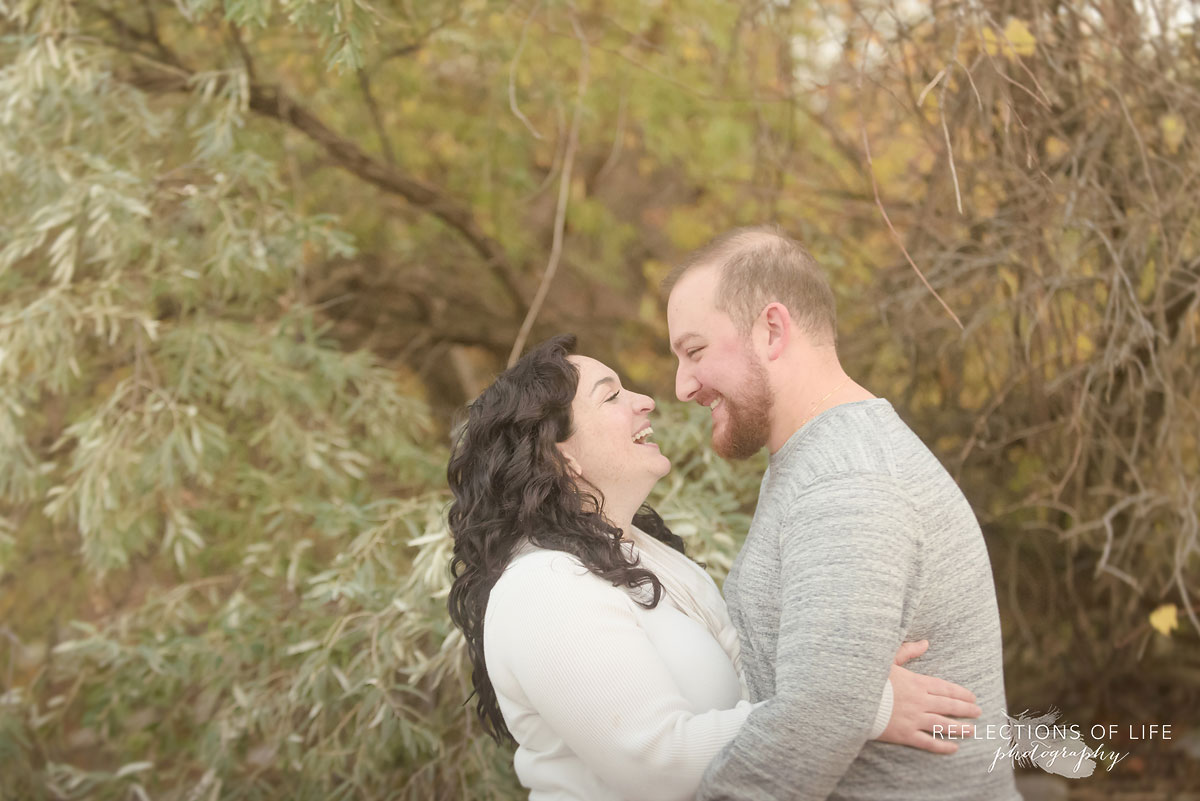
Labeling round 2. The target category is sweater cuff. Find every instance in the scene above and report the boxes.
[868,678,894,739]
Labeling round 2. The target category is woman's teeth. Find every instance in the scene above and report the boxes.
[632,426,654,443]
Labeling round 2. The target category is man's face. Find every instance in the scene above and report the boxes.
[667,266,773,460]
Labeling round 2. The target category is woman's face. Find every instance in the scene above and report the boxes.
[557,355,671,507]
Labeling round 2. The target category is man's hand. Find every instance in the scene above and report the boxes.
[879,639,982,754]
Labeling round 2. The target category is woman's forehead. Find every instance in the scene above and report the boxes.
[568,354,612,376]
[567,355,619,394]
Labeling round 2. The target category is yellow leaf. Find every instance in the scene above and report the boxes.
[1161,113,1186,154]
[1075,333,1094,360]
[1044,137,1069,160]
[972,184,997,218]
[1149,604,1179,637]
[679,30,707,64]
[681,42,706,63]
[1138,259,1156,303]
[1003,18,1037,58]
[981,27,1000,57]
[998,266,1020,296]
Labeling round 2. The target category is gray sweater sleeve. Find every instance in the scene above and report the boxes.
[698,474,918,800]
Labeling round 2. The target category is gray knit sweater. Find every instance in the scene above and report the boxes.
[697,399,1021,800]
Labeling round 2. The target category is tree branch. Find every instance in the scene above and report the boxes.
[123,63,528,316]
[507,8,590,367]
[356,68,397,167]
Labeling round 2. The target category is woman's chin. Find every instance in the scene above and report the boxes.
[651,453,672,478]
[632,461,671,503]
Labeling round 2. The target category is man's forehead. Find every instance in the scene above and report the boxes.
[668,262,724,326]
[669,262,721,300]
[669,267,719,321]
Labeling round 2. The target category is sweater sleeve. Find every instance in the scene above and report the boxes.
[698,474,918,800]
[486,552,757,801]
[869,677,894,739]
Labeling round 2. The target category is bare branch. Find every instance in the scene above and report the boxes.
[508,9,590,367]
[122,63,528,316]
[508,1,546,141]
[860,124,964,330]
[356,68,397,167]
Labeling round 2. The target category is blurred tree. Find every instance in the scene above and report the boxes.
[1,0,1197,797]
[836,0,1200,755]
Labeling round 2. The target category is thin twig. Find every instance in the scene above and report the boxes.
[852,2,961,329]
[954,56,985,113]
[915,67,945,107]
[940,26,966,214]
[508,1,546,141]
[860,125,964,330]
[593,88,627,184]
[507,8,590,367]
[357,68,396,166]
[228,23,255,85]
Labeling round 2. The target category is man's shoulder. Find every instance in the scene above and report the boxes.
[770,401,946,494]
[761,463,915,517]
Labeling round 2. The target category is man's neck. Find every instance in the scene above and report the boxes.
[767,364,873,453]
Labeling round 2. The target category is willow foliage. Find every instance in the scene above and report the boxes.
[0,3,496,798]
[0,12,762,794]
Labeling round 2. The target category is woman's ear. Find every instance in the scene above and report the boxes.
[556,443,583,477]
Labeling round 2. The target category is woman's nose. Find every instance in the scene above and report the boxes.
[635,392,656,414]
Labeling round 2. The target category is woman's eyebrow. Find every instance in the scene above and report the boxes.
[589,376,617,397]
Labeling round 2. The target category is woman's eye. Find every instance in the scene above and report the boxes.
[605,391,620,403]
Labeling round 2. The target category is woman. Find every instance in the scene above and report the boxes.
[447,335,979,801]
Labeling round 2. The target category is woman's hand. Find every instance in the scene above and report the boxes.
[878,639,982,754]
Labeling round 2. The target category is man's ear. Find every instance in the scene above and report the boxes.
[761,302,791,360]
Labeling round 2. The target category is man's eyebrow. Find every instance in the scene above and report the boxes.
[590,376,616,397]
[671,333,700,353]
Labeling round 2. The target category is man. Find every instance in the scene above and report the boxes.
[664,226,1021,800]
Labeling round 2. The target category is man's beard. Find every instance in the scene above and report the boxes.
[713,358,773,460]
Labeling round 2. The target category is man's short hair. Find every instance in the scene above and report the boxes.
[661,225,837,344]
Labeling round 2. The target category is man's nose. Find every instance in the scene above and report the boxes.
[675,365,699,402]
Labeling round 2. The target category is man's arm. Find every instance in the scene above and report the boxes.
[698,474,918,800]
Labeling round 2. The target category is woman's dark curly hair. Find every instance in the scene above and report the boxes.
[446,334,686,743]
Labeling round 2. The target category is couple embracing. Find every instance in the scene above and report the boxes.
[447,227,1022,800]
